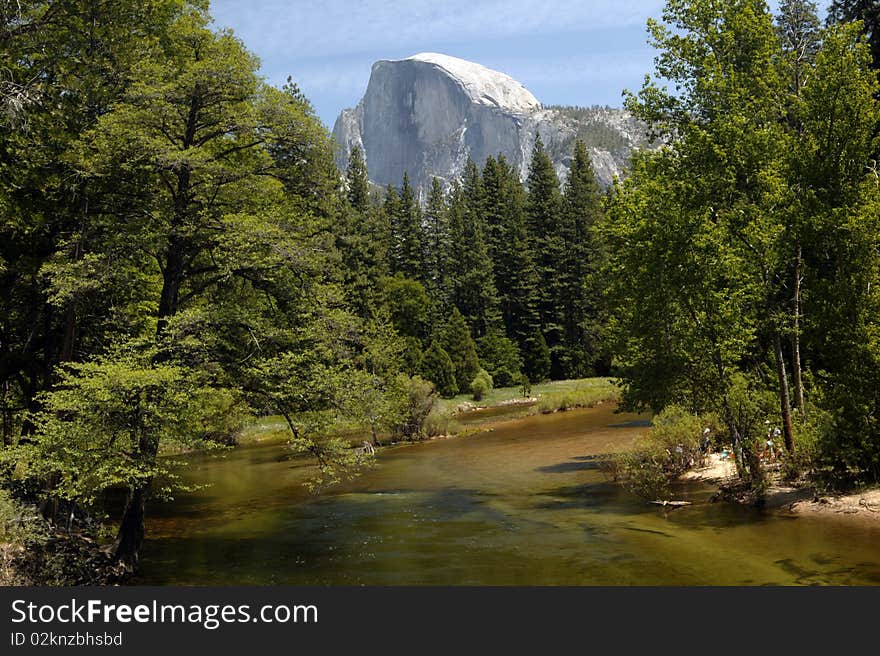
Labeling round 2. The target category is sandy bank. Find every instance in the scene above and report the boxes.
[681,454,880,527]
[681,453,736,482]
[786,487,880,527]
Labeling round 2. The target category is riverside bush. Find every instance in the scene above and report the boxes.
[616,405,706,500]
[470,369,493,401]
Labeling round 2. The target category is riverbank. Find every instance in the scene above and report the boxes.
[787,487,880,524]
[680,454,880,526]
[437,377,620,417]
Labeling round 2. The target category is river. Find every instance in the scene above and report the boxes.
[136,403,880,585]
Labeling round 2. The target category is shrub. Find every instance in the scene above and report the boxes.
[0,489,48,547]
[470,369,493,401]
[423,409,459,437]
[616,405,706,500]
[389,375,436,441]
[191,387,250,445]
[519,373,532,398]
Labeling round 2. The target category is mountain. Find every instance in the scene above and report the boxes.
[332,53,650,195]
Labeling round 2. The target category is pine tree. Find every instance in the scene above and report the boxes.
[345,145,371,213]
[439,306,481,391]
[523,328,551,383]
[340,146,384,317]
[482,154,540,346]
[777,0,822,95]
[558,140,604,378]
[525,135,565,377]
[448,159,501,337]
[421,341,458,397]
[390,173,425,281]
[423,177,452,309]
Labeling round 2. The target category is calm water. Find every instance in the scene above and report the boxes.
[136,404,880,585]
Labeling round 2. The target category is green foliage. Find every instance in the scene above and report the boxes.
[520,373,533,398]
[421,342,459,398]
[423,177,453,307]
[389,174,425,281]
[523,328,551,383]
[602,0,880,489]
[526,135,565,371]
[448,160,501,337]
[558,140,605,379]
[423,408,459,438]
[535,384,620,413]
[476,329,522,388]
[12,346,215,508]
[345,145,371,213]
[439,307,481,391]
[470,369,494,402]
[616,406,707,500]
[381,274,431,340]
[0,489,48,547]
[482,155,540,347]
[388,375,437,441]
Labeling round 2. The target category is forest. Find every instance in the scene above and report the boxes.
[1,0,879,584]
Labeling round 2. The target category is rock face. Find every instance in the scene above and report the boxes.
[332,53,650,195]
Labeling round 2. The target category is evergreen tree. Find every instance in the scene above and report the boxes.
[558,140,604,378]
[390,173,425,281]
[421,341,458,397]
[777,0,822,96]
[523,328,551,383]
[448,159,500,337]
[525,135,565,377]
[422,177,453,309]
[340,146,384,317]
[477,329,522,387]
[345,145,371,213]
[481,154,540,346]
[439,307,481,391]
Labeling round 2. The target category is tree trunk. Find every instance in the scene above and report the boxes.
[114,482,148,570]
[156,237,185,335]
[772,332,795,453]
[791,243,805,414]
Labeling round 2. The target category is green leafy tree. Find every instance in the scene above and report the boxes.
[827,0,880,70]
[381,274,431,341]
[64,6,356,566]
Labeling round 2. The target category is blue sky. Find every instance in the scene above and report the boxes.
[209,0,832,129]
